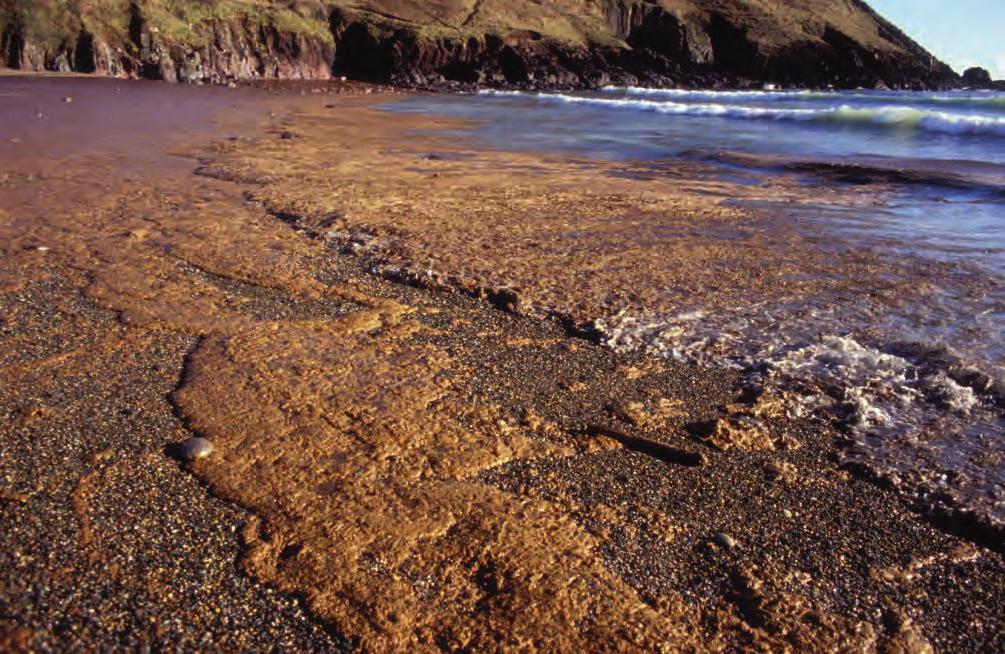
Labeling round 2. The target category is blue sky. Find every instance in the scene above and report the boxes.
[869,0,1004,79]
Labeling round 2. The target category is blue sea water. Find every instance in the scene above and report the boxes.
[385,88,1005,530]
[392,87,1005,271]
[447,87,1005,162]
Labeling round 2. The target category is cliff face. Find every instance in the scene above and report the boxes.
[0,1,960,89]
[0,1,335,84]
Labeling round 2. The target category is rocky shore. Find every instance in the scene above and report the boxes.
[1,1,963,90]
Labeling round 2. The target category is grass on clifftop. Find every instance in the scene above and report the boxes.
[333,0,904,53]
[1,0,334,51]
[2,1,127,50]
[141,0,333,46]
[337,0,623,46]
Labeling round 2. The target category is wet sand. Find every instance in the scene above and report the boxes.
[1,74,1003,652]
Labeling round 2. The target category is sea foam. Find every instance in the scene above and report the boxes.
[607,86,1005,110]
[478,89,1005,137]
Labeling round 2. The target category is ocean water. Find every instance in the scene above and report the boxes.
[386,88,1005,534]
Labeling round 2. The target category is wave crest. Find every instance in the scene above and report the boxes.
[605,86,1005,110]
[479,90,1005,137]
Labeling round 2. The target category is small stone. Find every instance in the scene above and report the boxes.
[63,96,73,103]
[179,437,214,461]
[782,509,793,519]
[764,460,798,483]
[280,130,296,140]
[713,532,738,550]
[36,246,50,252]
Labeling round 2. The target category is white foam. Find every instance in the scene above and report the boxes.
[604,86,829,101]
[595,309,724,364]
[772,335,921,427]
[604,86,1005,109]
[927,372,980,413]
[477,90,1005,137]
[595,307,988,433]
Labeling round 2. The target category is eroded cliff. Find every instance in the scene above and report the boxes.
[0,2,960,93]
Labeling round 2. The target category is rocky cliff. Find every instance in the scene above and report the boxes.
[0,1,960,89]
[1,1,334,84]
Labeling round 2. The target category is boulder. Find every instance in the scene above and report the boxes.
[962,66,993,88]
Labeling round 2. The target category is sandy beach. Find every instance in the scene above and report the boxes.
[1,74,1003,652]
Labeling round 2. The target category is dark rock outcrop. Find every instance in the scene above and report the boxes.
[128,15,333,84]
[329,9,626,88]
[963,66,993,89]
[326,1,958,90]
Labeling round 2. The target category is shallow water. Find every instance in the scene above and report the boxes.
[387,88,1005,530]
[397,89,1004,168]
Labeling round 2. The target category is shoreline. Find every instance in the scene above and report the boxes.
[0,65,980,94]
[1,75,1003,651]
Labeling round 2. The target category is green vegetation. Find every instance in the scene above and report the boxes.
[331,0,904,53]
[337,0,624,46]
[0,0,926,72]
[1,0,333,53]
[1,1,121,50]
[1,0,912,54]
[139,1,332,47]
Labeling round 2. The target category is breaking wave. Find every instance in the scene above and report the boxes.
[608,86,1005,110]
[478,90,1005,137]
[593,303,1005,531]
